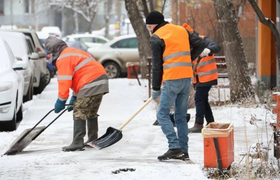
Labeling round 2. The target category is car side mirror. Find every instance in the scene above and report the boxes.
[30,53,40,60]
[38,51,47,58]
[13,58,27,70]
[16,57,23,61]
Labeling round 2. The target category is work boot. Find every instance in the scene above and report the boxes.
[188,123,203,133]
[84,116,98,145]
[173,152,190,160]
[158,148,183,161]
[205,116,215,125]
[62,120,86,152]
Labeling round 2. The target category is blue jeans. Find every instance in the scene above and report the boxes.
[157,78,191,153]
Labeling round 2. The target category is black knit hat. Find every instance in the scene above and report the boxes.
[146,11,164,24]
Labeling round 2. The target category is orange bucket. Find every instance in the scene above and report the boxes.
[126,62,139,79]
[202,122,234,169]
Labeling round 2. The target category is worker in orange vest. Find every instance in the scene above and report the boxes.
[189,34,221,133]
[45,36,109,151]
[145,11,207,161]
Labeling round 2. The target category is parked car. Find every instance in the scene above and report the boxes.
[91,24,117,39]
[46,61,56,82]
[0,31,39,103]
[87,34,139,78]
[0,37,24,131]
[62,34,109,48]
[65,40,89,52]
[41,26,62,39]
[36,31,57,80]
[4,29,49,94]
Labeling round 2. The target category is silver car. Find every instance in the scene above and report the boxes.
[87,34,139,78]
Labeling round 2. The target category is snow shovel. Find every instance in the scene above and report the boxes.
[87,97,153,150]
[4,108,67,155]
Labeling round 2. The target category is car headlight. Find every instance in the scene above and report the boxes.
[0,106,10,113]
[0,82,13,92]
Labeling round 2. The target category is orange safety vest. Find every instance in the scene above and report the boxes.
[56,47,107,100]
[192,35,218,84]
[153,24,193,81]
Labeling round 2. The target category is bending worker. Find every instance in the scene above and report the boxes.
[45,36,109,151]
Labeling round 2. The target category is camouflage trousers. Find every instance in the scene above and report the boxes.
[73,94,103,120]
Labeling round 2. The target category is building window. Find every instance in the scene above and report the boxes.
[0,0,4,15]
[25,0,34,14]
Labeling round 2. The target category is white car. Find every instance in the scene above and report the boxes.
[41,26,62,39]
[91,24,117,39]
[62,34,109,48]
[87,34,139,78]
[0,31,39,103]
[0,37,25,131]
[5,28,49,94]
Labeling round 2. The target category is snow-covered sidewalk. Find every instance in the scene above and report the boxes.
[0,78,275,180]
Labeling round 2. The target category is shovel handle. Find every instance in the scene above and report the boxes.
[32,108,68,140]
[118,97,153,130]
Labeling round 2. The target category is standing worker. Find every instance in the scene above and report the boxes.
[45,36,109,151]
[188,34,221,133]
[145,11,208,161]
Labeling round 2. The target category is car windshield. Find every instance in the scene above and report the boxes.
[2,37,27,58]
[0,41,13,69]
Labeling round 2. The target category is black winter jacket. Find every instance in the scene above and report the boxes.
[150,21,206,91]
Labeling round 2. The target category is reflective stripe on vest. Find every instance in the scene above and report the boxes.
[153,24,192,81]
[56,47,107,99]
[58,53,89,60]
[193,55,218,84]
[163,51,190,61]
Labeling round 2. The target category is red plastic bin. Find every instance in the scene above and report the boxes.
[202,122,234,169]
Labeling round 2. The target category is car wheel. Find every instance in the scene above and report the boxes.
[103,61,121,79]
[0,107,17,131]
[23,79,33,103]
[45,67,51,85]
[16,105,23,122]
[34,75,47,95]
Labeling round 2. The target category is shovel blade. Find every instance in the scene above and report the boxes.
[87,127,123,150]
[4,126,46,155]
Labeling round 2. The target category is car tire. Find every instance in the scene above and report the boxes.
[103,61,121,79]
[46,67,51,85]
[0,106,17,132]
[16,105,23,122]
[34,75,47,95]
[23,79,33,103]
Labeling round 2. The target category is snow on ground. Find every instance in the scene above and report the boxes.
[0,78,276,180]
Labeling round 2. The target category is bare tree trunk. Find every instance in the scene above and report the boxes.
[141,0,149,16]
[104,0,109,38]
[149,0,154,11]
[213,0,254,103]
[171,0,178,24]
[124,0,152,79]
[74,10,79,34]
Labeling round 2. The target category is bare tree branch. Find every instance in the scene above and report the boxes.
[248,0,280,62]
